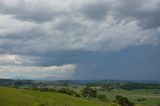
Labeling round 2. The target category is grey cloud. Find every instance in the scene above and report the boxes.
[0,0,160,28]
[0,0,160,80]
[0,16,159,56]
[0,0,159,55]
[113,0,160,28]
[75,0,160,28]
[0,0,69,23]
[77,1,110,21]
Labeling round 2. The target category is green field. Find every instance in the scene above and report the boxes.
[98,89,160,106]
[0,87,159,106]
[0,87,112,106]
[57,85,160,106]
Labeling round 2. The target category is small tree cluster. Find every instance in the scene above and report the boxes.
[137,98,146,102]
[81,87,97,98]
[97,94,107,101]
[58,88,75,96]
[75,93,81,97]
[39,88,56,92]
[115,95,135,106]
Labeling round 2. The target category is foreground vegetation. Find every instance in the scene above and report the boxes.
[0,87,113,106]
[0,79,160,106]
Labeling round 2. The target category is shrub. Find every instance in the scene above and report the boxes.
[115,95,135,106]
[58,88,75,96]
[137,98,146,102]
[97,94,107,101]
[75,93,81,97]
[39,88,49,92]
[81,87,97,98]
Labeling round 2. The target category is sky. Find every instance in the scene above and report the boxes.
[0,0,160,81]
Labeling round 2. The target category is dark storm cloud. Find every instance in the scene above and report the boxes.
[0,0,159,55]
[113,0,160,28]
[0,0,159,28]
[0,0,160,80]
[70,46,160,80]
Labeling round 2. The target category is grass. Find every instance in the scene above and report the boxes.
[98,89,160,106]
[64,85,160,106]
[0,87,112,106]
[0,87,158,106]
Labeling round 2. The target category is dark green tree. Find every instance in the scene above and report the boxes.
[75,93,81,97]
[81,87,97,98]
[115,95,135,106]
[58,88,75,96]
[97,94,107,101]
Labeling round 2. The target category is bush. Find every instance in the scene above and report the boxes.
[75,93,81,97]
[39,88,49,92]
[137,98,146,102]
[97,94,107,101]
[29,87,56,92]
[58,88,75,96]
[115,95,135,106]
[81,87,97,98]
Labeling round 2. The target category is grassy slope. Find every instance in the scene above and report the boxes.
[98,89,160,106]
[60,86,160,106]
[0,87,112,106]
[0,87,155,106]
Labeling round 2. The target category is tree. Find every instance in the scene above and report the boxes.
[115,95,135,106]
[97,94,107,101]
[81,87,97,98]
[75,93,81,97]
[58,88,75,96]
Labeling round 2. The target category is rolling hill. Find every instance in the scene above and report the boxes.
[0,87,113,106]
